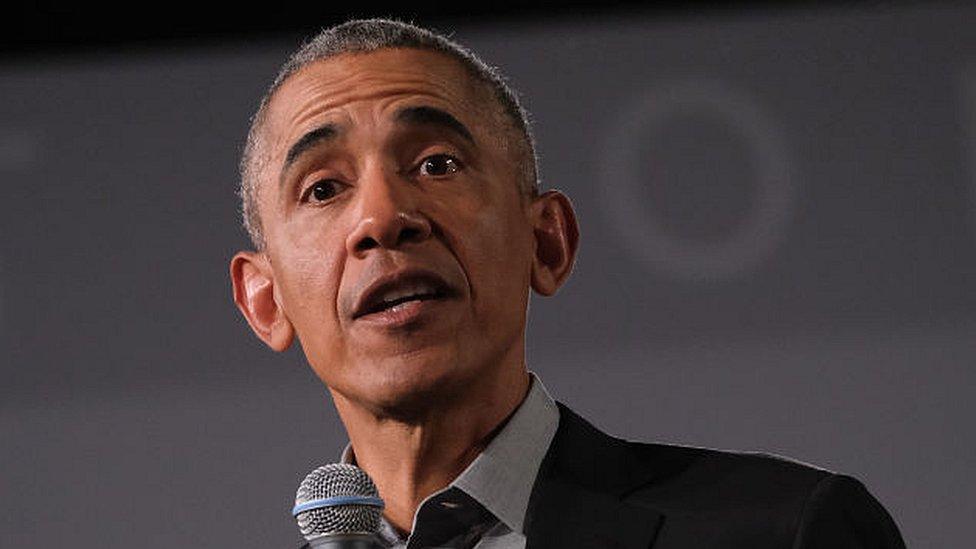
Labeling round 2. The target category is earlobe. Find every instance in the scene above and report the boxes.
[529,190,580,296]
[230,251,295,351]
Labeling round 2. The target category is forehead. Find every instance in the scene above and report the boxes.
[262,49,487,154]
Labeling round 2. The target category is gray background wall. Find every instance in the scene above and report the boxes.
[2,4,973,548]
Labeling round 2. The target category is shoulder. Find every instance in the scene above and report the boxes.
[551,403,830,507]
[551,402,828,504]
[625,440,829,513]
[624,441,905,548]
[550,404,905,547]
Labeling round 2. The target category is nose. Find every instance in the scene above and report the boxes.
[346,167,432,258]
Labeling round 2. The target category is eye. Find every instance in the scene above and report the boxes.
[303,179,344,203]
[418,154,461,177]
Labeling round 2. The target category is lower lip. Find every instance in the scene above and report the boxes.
[354,297,450,328]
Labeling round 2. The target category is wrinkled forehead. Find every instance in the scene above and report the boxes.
[261,49,492,156]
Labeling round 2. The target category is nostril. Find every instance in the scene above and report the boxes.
[348,212,431,254]
[356,236,379,252]
[398,227,422,244]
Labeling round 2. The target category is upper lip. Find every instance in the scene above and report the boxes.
[351,268,457,319]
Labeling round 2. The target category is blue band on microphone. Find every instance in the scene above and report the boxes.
[292,495,385,516]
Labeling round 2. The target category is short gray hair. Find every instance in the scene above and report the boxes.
[239,18,539,250]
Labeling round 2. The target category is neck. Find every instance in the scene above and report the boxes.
[330,351,531,534]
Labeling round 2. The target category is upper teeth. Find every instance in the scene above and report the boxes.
[378,282,438,304]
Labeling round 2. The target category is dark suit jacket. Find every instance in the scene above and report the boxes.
[524,403,906,549]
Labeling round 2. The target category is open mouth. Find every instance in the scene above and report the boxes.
[352,272,455,320]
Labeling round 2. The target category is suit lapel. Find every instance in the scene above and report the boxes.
[524,404,664,549]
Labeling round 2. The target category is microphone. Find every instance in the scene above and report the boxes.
[293,463,386,548]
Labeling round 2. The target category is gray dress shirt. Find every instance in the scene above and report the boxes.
[340,374,559,549]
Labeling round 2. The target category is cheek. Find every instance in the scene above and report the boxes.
[434,178,530,258]
[461,199,533,310]
[272,228,346,337]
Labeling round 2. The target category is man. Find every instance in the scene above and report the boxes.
[230,19,906,549]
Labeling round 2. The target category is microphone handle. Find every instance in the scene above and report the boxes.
[304,533,383,548]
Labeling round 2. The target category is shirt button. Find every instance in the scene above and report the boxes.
[440,501,462,509]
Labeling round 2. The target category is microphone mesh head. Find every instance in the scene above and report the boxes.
[294,463,382,539]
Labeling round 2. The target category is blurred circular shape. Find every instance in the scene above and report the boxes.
[599,78,799,282]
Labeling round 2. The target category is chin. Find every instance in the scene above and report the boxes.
[337,346,472,419]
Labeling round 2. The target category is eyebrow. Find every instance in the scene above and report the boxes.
[394,105,475,144]
[281,123,342,177]
[277,107,473,186]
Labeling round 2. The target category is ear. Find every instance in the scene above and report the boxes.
[230,251,295,351]
[529,190,580,296]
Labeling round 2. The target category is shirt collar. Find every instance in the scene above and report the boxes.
[340,372,559,535]
[452,373,559,534]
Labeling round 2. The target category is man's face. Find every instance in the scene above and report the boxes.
[250,49,537,413]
